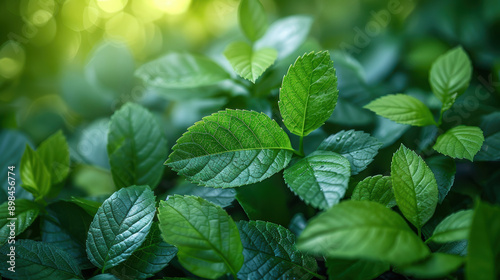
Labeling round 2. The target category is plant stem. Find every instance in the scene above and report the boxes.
[299,135,305,156]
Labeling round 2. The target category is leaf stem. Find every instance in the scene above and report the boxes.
[299,135,305,157]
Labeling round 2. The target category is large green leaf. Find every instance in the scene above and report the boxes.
[278,51,338,136]
[429,47,472,111]
[466,201,500,280]
[135,52,229,89]
[297,200,430,266]
[110,223,177,280]
[20,145,51,199]
[317,130,382,175]
[37,130,70,197]
[86,185,156,271]
[108,103,168,189]
[0,239,82,279]
[0,199,39,245]
[283,151,350,210]
[433,125,484,161]
[351,175,396,208]
[391,144,438,230]
[238,0,268,41]
[364,94,436,126]
[398,253,464,279]
[429,209,473,243]
[224,41,277,83]
[158,195,243,279]
[326,258,389,280]
[166,109,293,188]
[426,156,456,203]
[237,220,319,280]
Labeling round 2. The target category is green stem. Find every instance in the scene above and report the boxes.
[299,135,305,157]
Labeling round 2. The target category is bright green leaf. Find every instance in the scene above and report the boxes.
[238,0,268,41]
[426,156,456,203]
[326,258,389,280]
[297,200,430,266]
[108,103,168,189]
[391,144,438,230]
[351,175,396,208]
[433,125,485,161]
[166,109,293,188]
[398,253,463,279]
[284,151,350,210]
[224,41,277,83]
[364,94,436,126]
[20,145,51,199]
[0,199,39,245]
[158,195,243,279]
[430,209,473,243]
[279,51,338,136]
[37,130,70,197]
[86,185,156,271]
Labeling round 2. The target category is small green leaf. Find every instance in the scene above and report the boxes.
[224,41,277,83]
[0,199,39,245]
[326,258,389,280]
[69,196,103,216]
[0,239,82,279]
[135,52,229,89]
[238,0,268,41]
[237,221,319,280]
[158,195,243,279]
[426,156,456,204]
[297,200,430,266]
[108,103,168,189]
[37,130,70,187]
[475,131,500,161]
[284,151,350,210]
[429,210,473,243]
[279,51,338,136]
[364,94,436,126]
[398,253,464,279]
[429,47,472,111]
[317,130,382,175]
[351,175,396,208]
[166,109,293,188]
[86,185,156,271]
[391,145,438,230]
[433,125,485,161]
[20,145,51,199]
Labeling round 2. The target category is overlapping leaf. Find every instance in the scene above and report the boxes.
[398,253,464,279]
[238,0,268,41]
[224,41,277,83]
[166,181,236,208]
[426,156,456,203]
[0,199,39,245]
[326,258,389,280]
[20,145,51,199]
[37,130,70,187]
[429,210,473,243]
[433,125,484,161]
[351,175,396,208]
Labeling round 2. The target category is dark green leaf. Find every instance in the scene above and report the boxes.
[475,131,500,161]
[238,0,268,41]
[326,258,389,280]
[433,125,484,161]
[20,145,51,199]
[426,156,456,203]
[166,181,236,208]
[0,199,39,245]
[69,196,103,216]
[398,253,463,279]
[351,175,396,208]
[429,209,473,243]
[224,41,276,83]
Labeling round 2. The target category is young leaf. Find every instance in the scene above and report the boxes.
[398,253,464,279]
[166,181,236,208]
[297,200,430,266]
[86,185,156,271]
[326,258,389,280]
[108,103,168,189]
[317,130,382,175]
[364,94,436,126]
[433,125,484,161]
[429,209,473,243]
[279,51,338,136]
[238,0,268,42]
[224,41,277,83]
[283,151,350,210]
[466,201,500,280]
[37,130,70,187]
[20,145,51,199]
[0,199,39,245]
[426,156,456,204]
[0,239,82,279]
[429,47,472,111]
[391,145,438,230]
[166,109,294,188]
[351,175,396,208]
[135,52,229,89]
[237,220,320,280]
[158,195,244,279]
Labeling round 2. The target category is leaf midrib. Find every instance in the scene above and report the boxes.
[168,146,294,163]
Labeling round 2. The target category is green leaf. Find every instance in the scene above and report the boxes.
[166,181,236,208]
[37,130,70,197]
[283,151,350,210]
[426,156,456,204]
[0,199,39,245]
[69,196,103,216]
[135,52,229,89]
[364,94,436,126]
[20,145,51,199]
[429,209,473,243]
[224,41,277,83]
[166,109,293,188]
[398,253,464,279]
[391,145,438,230]
[433,125,485,161]
[108,103,168,189]
[110,222,177,280]
[317,130,382,175]
[326,258,389,280]
[278,51,338,136]
[237,220,319,280]
[158,195,243,279]
[238,0,268,41]
[0,239,82,279]
[429,47,472,111]
[86,185,156,271]
[297,200,430,266]
[475,131,500,161]
[351,175,396,208]
[466,201,500,280]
